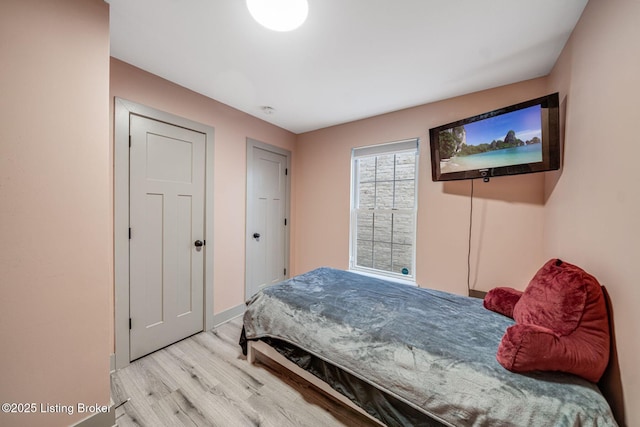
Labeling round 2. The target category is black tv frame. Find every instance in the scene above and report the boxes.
[429,93,560,182]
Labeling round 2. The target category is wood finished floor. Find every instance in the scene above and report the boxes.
[111,316,377,427]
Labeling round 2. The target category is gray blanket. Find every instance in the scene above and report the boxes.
[243,267,617,427]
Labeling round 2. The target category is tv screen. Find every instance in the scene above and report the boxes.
[429,93,560,181]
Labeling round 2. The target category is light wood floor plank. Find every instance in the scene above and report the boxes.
[112,317,377,427]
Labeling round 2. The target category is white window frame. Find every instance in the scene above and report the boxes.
[349,138,419,283]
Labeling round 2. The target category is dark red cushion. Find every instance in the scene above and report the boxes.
[495,259,610,383]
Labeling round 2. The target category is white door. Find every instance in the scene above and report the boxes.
[129,114,205,361]
[246,144,289,298]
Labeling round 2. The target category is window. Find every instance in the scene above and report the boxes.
[350,139,418,280]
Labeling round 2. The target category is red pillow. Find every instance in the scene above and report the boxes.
[492,259,610,383]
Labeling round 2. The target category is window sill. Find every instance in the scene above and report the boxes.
[349,269,417,287]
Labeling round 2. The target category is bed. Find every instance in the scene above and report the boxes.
[240,267,617,426]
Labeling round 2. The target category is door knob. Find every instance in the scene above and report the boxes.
[253,233,261,240]
[194,240,204,247]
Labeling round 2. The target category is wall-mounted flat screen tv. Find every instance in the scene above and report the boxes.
[429,93,560,182]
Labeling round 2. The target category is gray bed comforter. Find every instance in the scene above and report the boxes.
[242,267,617,427]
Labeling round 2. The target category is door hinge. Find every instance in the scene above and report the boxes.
[129,135,132,148]
[285,168,288,176]
[128,228,132,239]
[284,268,287,276]
[284,218,287,226]
[129,318,132,330]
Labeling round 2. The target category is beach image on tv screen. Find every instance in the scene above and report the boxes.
[438,105,543,173]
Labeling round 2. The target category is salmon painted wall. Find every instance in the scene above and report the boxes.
[0,1,112,426]
[110,59,297,315]
[294,79,550,295]
[545,0,640,423]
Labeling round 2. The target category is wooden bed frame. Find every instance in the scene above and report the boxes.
[247,340,385,426]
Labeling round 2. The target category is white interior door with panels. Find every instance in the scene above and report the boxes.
[246,140,290,299]
[129,114,206,361]
[114,98,215,370]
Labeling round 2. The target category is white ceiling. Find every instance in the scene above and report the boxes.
[107,0,588,134]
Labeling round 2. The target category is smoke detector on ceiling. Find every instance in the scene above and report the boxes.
[261,106,276,115]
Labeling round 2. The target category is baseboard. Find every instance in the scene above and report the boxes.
[69,402,115,427]
[468,289,487,299]
[211,303,245,329]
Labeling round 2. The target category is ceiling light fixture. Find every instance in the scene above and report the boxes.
[246,0,309,32]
